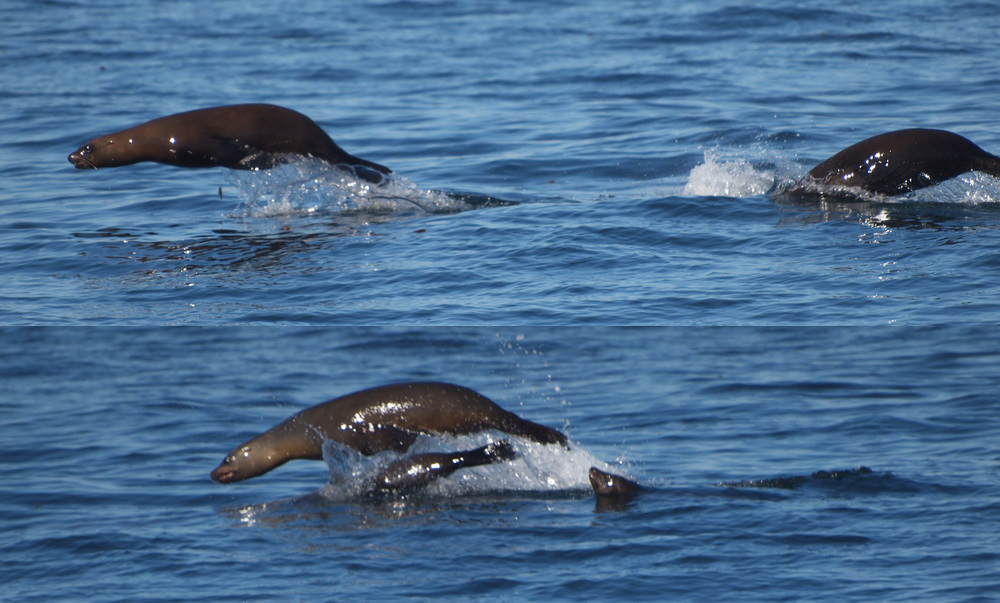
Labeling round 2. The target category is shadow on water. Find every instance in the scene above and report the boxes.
[773,191,1000,232]
[73,226,338,275]
[221,488,592,532]
[71,190,514,277]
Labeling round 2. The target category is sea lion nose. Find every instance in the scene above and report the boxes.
[68,145,88,167]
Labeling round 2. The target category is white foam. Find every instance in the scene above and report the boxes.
[682,148,779,197]
[912,172,1000,204]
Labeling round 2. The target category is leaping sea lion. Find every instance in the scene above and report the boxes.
[68,103,391,183]
[210,382,567,484]
[793,128,1000,197]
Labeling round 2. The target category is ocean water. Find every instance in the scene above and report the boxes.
[4,0,1000,324]
[4,1,1000,601]
[2,327,998,601]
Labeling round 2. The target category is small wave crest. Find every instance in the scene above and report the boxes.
[224,157,476,219]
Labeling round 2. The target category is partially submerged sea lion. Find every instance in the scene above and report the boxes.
[794,129,1000,196]
[589,467,642,498]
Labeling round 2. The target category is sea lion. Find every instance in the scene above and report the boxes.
[793,128,1000,196]
[719,466,874,490]
[589,467,642,498]
[68,103,391,183]
[368,440,517,496]
[589,465,876,500]
[210,381,568,484]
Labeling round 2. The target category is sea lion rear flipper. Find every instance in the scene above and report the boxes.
[500,416,570,449]
[973,153,1000,179]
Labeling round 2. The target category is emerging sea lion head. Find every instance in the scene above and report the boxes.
[588,467,641,497]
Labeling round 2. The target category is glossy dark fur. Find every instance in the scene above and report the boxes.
[210,382,567,484]
[795,128,1000,196]
[68,104,390,182]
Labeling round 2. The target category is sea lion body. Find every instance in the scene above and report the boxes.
[795,128,1000,196]
[210,382,567,484]
[368,440,517,496]
[68,103,391,181]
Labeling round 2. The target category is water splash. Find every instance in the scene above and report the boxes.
[318,433,623,501]
[223,157,476,219]
[912,172,1000,204]
[682,148,781,197]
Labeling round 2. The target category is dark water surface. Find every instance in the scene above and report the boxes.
[3,0,1000,323]
[3,328,999,601]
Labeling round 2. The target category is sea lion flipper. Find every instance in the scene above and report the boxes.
[499,416,569,449]
[973,153,1000,179]
[369,440,518,495]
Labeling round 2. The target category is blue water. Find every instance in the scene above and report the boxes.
[4,0,1000,324]
[4,1,1000,600]
[2,328,998,601]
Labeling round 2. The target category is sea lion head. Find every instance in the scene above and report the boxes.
[68,134,147,169]
[68,140,101,169]
[210,443,273,484]
[589,466,641,497]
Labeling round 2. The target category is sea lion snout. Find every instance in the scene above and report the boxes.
[588,467,611,491]
[210,451,247,483]
[68,143,96,169]
[210,466,238,483]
